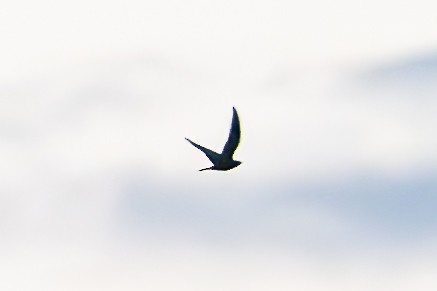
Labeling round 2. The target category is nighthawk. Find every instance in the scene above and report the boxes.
[186,107,241,171]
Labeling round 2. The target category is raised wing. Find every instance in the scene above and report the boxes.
[185,138,221,164]
[221,107,240,158]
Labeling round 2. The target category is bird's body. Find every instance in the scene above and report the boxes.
[186,107,242,171]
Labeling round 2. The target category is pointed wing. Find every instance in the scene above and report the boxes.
[221,107,241,158]
[185,138,221,164]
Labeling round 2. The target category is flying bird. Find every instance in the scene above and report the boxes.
[186,107,242,171]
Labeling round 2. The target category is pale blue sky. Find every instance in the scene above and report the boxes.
[2,0,437,290]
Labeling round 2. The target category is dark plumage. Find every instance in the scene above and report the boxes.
[186,107,242,171]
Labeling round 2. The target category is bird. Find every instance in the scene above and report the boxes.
[186,107,242,171]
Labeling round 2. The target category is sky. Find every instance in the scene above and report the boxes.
[2,0,437,290]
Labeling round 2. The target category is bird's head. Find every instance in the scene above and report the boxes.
[233,160,242,168]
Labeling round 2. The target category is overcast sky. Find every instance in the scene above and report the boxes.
[2,0,437,290]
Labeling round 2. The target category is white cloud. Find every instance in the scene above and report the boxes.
[2,239,437,291]
[2,1,437,289]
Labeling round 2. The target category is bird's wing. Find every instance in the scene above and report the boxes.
[185,138,221,164]
[221,107,241,158]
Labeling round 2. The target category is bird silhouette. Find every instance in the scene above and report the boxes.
[186,107,242,171]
